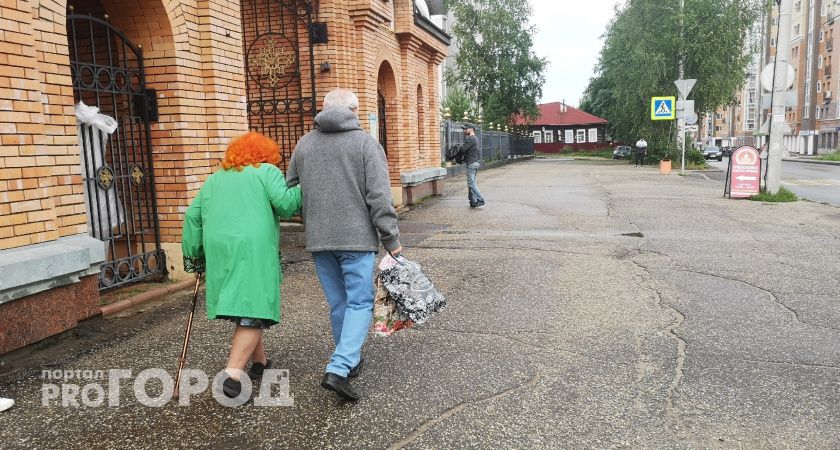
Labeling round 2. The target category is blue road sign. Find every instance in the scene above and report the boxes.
[651,96,676,121]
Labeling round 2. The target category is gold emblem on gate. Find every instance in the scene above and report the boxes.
[96,166,114,190]
[250,36,295,87]
[130,164,144,186]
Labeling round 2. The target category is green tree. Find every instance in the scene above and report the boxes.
[440,86,474,122]
[580,0,765,160]
[446,0,546,126]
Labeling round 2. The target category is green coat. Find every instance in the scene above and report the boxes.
[181,164,302,325]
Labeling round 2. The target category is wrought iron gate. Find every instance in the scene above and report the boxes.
[242,0,317,171]
[378,91,388,154]
[67,14,165,290]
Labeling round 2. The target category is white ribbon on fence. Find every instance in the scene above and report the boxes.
[75,101,125,240]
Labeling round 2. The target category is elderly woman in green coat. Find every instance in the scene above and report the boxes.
[181,131,301,399]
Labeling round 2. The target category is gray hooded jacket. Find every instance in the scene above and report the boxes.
[286,107,401,253]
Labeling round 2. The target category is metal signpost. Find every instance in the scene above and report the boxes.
[674,79,697,175]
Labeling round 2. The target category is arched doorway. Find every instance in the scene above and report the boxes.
[377,61,398,163]
[67,9,165,290]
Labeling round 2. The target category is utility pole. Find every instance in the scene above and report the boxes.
[677,0,686,174]
[767,0,793,194]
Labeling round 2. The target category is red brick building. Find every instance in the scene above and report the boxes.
[517,102,611,152]
[0,0,449,354]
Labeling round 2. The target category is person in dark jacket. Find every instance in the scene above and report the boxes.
[286,89,402,402]
[461,123,485,207]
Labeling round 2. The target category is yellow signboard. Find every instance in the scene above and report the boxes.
[651,96,676,121]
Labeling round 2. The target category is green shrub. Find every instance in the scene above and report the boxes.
[685,148,706,165]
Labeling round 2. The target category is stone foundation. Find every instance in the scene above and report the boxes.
[0,275,99,354]
[403,179,443,205]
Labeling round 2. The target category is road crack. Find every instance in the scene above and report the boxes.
[386,369,541,450]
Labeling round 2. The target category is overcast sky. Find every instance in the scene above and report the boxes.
[530,0,623,107]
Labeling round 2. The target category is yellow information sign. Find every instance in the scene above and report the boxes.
[651,96,676,121]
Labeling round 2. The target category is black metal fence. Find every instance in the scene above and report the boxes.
[440,121,534,162]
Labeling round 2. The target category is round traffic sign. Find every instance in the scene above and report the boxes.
[760,63,795,92]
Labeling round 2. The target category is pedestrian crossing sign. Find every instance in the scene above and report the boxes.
[651,96,676,121]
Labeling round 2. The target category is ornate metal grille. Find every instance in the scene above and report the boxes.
[242,0,317,171]
[378,91,388,154]
[67,14,165,290]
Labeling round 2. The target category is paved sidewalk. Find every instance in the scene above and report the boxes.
[1,159,839,448]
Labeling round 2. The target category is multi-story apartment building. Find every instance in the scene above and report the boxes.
[704,0,840,156]
[815,1,840,152]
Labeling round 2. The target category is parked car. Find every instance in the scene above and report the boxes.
[612,145,632,159]
[721,146,733,158]
[702,146,723,161]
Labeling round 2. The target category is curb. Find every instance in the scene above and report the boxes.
[100,278,196,317]
[782,157,840,166]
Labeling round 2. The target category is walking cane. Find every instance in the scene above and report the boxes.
[173,272,202,399]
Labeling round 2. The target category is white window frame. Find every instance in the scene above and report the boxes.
[532,131,542,144]
[576,129,586,143]
[565,130,574,143]
[819,55,824,68]
[818,81,823,92]
[544,129,554,143]
[588,128,598,143]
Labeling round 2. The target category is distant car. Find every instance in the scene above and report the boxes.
[613,145,631,159]
[721,146,733,157]
[702,146,723,161]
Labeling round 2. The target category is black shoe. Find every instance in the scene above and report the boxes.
[474,200,485,207]
[348,357,365,378]
[222,377,242,399]
[321,372,360,401]
[248,359,272,380]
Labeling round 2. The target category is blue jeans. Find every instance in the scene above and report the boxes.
[466,162,484,204]
[313,251,376,377]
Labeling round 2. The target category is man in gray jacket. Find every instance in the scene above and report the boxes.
[286,88,402,402]
[461,124,485,207]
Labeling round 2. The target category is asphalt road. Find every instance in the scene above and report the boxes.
[1,159,839,448]
[707,158,840,205]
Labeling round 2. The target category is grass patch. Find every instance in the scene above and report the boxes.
[816,150,840,161]
[748,186,798,202]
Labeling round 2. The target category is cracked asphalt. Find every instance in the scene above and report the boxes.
[1,158,839,448]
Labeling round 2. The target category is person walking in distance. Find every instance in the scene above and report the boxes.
[634,138,648,167]
[461,123,485,207]
[286,89,402,402]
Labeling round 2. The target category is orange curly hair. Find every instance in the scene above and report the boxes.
[222,131,282,171]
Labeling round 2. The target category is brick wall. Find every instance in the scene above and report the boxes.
[1,0,446,256]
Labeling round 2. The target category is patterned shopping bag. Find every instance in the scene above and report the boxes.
[373,278,413,337]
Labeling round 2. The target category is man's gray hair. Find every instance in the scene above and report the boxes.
[323,89,359,110]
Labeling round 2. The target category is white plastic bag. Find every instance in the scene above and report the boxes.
[76,101,124,239]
